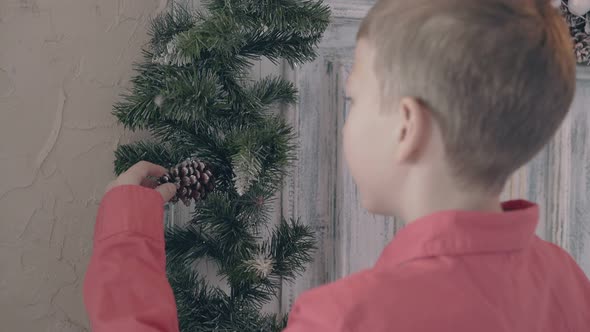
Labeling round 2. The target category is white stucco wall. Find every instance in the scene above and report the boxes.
[0,1,168,330]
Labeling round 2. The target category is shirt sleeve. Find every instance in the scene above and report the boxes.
[283,288,348,332]
[83,185,179,332]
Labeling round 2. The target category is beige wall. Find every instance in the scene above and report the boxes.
[0,1,167,330]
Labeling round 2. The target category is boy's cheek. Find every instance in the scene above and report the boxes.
[342,122,366,177]
[342,125,356,170]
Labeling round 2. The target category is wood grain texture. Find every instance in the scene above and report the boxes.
[503,72,590,275]
[280,3,374,311]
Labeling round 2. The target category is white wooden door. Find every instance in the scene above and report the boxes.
[280,0,590,313]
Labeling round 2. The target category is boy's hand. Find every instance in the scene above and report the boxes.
[105,161,177,202]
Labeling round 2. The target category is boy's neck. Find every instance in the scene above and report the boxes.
[399,175,503,224]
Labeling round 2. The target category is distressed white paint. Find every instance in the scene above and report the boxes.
[503,74,590,275]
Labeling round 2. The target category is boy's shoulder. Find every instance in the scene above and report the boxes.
[289,263,481,331]
[290,238,590,331]
[531,236,590,285]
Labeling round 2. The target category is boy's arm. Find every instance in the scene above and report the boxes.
[283,304,335,331]
[283,289,348,332]
[83,183,179,332]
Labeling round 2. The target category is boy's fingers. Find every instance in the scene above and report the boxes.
[124,161,168,184]
[155,183,177,202]
[105,161,172,195]
[140,177,158,189]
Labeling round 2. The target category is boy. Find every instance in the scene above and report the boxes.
[84,0,590,331]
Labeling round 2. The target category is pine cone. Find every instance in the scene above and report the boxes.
[573,28,590,64]
[158,157,215,206]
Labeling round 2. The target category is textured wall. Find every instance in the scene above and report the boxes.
[0,1,168,330]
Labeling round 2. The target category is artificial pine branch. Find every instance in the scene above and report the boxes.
[229,276,278,307]
[248,76,298,108]
[254,0,331,36]
[156,68,229,124]
[169,259,285,331]
[232,147,263,196]
[149,4,198,56]
[193,193,259,267]
[114,65,228,130]
[111,1,330,330]
[269,219,316,282]
[165,225,211,265]
[174,2,329,66]
[206,0,331,37]
[240,27,324,65]
[114,141,180,175]
[175,12,246,62]
[168,264,243,331]
[149,120,225,161]
[235,184,276,229]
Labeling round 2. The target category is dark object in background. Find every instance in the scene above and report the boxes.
[562,1,590,65]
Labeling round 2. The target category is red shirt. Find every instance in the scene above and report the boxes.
[84,186,590,331]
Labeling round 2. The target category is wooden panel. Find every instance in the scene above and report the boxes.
[280,3,376,312]
[566,76,590,274]
[503,68,590,275]
[279,56,338,311]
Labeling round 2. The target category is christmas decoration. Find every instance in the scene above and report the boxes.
[158,157,215,206]
[245,254,275,279]
[232,149,262,196]
[562,0,590,65]
[567,0,590,16]
[111,1,330,331]
[152,35,192,66]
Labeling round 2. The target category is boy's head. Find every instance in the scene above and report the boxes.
[344,0,575,218]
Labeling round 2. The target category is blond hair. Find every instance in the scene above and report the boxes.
[358,0,576,191]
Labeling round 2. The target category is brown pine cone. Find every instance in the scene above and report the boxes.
[158,157,215,206]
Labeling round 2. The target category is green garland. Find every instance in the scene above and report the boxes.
[112,1,331,331]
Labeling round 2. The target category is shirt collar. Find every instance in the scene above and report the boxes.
[376,200,539,268]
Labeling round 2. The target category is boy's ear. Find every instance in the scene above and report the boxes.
[395,97,431,163]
